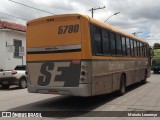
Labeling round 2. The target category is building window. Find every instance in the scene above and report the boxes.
[14,40,22,58]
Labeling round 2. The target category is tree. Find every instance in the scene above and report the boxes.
[153,43,160,49]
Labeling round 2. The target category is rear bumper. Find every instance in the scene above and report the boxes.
[27,83,92,97]
[0,77,20,85]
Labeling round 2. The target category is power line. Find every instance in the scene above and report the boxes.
[8,0,55,15]
[0,11,27,21]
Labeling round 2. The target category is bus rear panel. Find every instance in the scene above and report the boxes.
[27,14,92,96]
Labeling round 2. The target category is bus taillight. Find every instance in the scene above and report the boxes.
[81,71,86,76]
[72,60,81,64]
[80,62,89,83]
[81,64,87,76]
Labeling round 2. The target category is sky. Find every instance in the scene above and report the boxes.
[0,0,160,46]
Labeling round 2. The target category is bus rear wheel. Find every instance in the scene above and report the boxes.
[118,74,126,96]
[141,71,147,84]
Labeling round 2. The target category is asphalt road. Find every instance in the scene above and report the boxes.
[0,72,160,120]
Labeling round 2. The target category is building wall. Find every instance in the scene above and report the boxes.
[0,29,26,70]
[0,31,5,70]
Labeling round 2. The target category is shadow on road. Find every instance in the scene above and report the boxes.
[7,82,149,118]
[0,85,26,91]
[8,94,117,111]
[8,95,118,118]
[126,81,150,93]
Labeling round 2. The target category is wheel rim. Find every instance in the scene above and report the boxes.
[21,80,26,88]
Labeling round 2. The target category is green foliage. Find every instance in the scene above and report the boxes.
[153,43,160,49]
[152,49,160,59]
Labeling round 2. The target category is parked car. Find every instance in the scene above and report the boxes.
[0,69,12,88]
[0,65,27,89]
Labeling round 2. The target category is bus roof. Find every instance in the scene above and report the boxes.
[27,14,84,25]
[27,13,148,44]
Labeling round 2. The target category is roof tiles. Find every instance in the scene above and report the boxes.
[0,20,26,32]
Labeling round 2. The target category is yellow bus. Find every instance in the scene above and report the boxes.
[26,14,151,96]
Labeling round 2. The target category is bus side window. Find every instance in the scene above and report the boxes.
[140,42,144,57]
[116,34,122,56]
[134,40,138,57]
[126,38,131,56]
[102,29,111,55]
[122,36,127,56]
[130,39,134,57]
[143,44,146,57]
[90,24,96,55]
[110,32,116,55]
[94,27,103,55]
[137,41,140,57]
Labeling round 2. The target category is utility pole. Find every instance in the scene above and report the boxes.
[89,6,105,18]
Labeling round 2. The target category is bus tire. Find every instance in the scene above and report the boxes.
[141,70,147,84]
[118,74,126,96]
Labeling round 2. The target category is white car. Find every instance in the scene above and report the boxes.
[0,65,27,89]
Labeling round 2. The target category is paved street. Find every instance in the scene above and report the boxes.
[0,72,160,120]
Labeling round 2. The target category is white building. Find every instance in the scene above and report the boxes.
[0,20,26,70]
